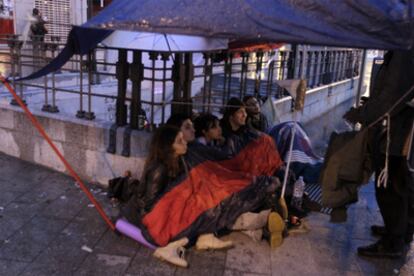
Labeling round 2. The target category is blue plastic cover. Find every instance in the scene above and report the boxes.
[86,0,414,50]
[17,0,414,81]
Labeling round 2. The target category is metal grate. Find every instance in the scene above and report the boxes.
[35,0,71,42]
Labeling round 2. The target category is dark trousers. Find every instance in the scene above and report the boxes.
[375,155,414,249]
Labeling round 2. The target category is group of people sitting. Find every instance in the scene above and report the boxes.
[117,96,322,267]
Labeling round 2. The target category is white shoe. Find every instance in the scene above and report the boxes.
[196,234,233,250]
[153,238,189,268]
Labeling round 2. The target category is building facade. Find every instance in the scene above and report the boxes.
[0,0,14,34]
[6,0,94,42]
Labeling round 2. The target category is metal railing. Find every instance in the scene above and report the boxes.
[0,34,362,130]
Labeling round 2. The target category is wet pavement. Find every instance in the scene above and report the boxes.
[0,152,413,275]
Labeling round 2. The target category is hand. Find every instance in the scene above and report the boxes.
[343,107,361,124]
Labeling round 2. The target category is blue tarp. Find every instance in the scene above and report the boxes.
[17,0,414,81]
[19,27,112,81]
[86,0,414,50]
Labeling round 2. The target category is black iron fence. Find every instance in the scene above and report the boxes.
[0,34,362,130]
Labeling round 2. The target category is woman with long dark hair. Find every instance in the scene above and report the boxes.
[122,125,233,267]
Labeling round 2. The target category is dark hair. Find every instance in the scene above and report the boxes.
[242,95,255,103]
[144,125,182,177]
[32,8,39,15]
[221,97,246,134]
[193,113,219,137]
[166,113,191,128]
[222,97,245,123]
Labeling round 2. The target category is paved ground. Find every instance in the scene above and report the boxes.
[0,152,413,276]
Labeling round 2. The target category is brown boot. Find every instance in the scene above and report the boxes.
[268,212,285,249]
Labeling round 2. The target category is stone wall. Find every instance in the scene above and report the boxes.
[0,104,150,185]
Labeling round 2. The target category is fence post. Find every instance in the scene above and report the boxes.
[115,49,128,126]
[49,39,59,113]
[202,53,211,113]
[239,52,249,99]
[182,52,194,116]
[76,55,85,118]
[355,49,367,107]
[41,42,51,112]
[130,50,144,130]
[160,53,170,124]
[254,51,264,98]
[148,51,159,128]
[85,50,96,120]
[171,53,184,115]
[9,36,26,106]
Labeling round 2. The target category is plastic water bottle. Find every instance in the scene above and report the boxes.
[291,176,305,210]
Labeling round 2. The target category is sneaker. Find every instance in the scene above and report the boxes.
[357,240,403,259]
[267,212,285,249]
[153,238,189,267]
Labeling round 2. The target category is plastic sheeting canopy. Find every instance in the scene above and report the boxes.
[85,0,414,50]
[17,0,414,81]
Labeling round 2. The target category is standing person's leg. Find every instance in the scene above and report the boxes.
[358,156,407,258]
[405,163,414,244]
[379,157,409,249]
[373,157,414,244]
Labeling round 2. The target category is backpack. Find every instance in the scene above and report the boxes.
[107,176,140,202]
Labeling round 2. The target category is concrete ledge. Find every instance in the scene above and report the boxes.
[0,101,150,185]
[272,78,357,124]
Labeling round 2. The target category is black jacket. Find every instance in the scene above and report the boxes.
[120,160,187,226]
[346,50,414,156]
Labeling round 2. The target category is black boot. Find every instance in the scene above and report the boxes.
[357,240,403,259]
[370,225,413,244]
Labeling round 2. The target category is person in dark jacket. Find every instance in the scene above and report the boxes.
[243,95,269,132]
[344,49,414,258]
[30,8,47,42]
[220,97,250,156]
[193,113,225,147]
